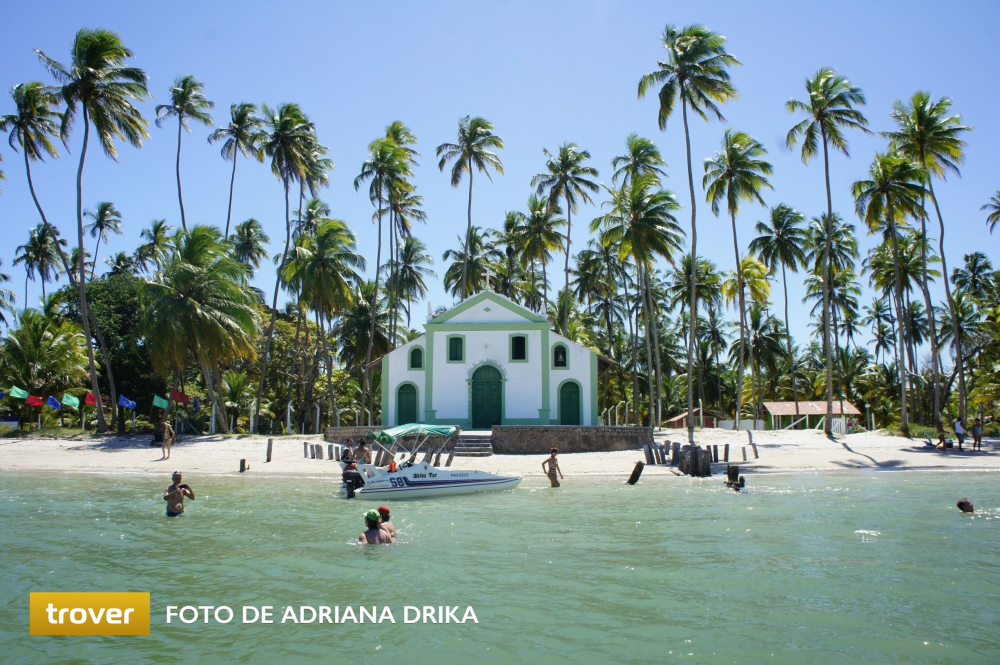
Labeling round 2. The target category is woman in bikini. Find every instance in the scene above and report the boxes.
[542,447,564,487]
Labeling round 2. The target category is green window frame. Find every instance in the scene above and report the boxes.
[509,334,529,363]
[552,343,569,370]
[408,346,424,370]
[446,334,466,363]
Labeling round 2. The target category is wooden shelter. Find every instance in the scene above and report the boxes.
[665,407,717,429]
[762,400,861,431]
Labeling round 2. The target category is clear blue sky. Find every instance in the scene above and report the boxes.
[2,0,998,351]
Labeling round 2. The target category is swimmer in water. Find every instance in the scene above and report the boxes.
[542,447,564,487]
[163,471,194,516]
[377,506,396,540]
[359,509,392,544]
[957,498,974,513]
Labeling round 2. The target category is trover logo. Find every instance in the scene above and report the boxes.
[30,593,151,636]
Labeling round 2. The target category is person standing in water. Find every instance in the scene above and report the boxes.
[542,448,564,487]
[163,472,194,516]
[359,509,392,544]
[377,506,396,540]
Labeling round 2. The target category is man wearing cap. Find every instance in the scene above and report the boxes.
[377,506,396,540]
[163,472,194,516]
[359,509,393,544]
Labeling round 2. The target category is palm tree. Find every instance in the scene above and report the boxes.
[231,218,269,275]
[36,28,151,432]
[1,82,62,242]
[0,309,89,409]
[14,223,64,305]
[612,134,667,185]
[442,227,502,298]
[136,219,173,273]
[884,91,971,425]
[435,116,504,300]
[513,194,566,315]
[952,252,993,301]
[354,136,411,423]
[703,129,773,428]
[252,102,315,432]
[592,173,684,424]
[638,23,739,442]
[750,204,807,416]
[531,142,599,332]
[208,102,265,237]
[852,153,927,436]
[0,259,16,324]
[155,75,213,232]
[983,192,1000,233]
[786,67,869,434]
[383,237,435,327]
[139,225,260,433]
[84,201,122,280]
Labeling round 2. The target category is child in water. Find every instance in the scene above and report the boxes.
[542,448,564,487]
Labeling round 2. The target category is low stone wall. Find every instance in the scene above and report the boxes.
[491,426,653,454]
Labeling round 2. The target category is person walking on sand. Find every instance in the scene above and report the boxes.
[359,509,393,544]
[954,418,965,450]
[973,418,983,451]
[377,506,397,540]
[163,471,194,517]
[542,448,564,487]
[160,421,176,460]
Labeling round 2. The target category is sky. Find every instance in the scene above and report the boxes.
[1,0,998,350]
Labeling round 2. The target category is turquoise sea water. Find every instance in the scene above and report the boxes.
[1,470,999,664]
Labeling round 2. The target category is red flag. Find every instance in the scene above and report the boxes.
[84,392,97,406]
[25,395,44,407]
[170,390,190,405]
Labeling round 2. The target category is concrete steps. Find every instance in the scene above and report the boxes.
[453,435,493,457]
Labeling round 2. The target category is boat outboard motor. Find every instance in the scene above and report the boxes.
[343,469,365,499]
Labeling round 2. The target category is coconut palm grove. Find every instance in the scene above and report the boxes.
[1,20,999,440]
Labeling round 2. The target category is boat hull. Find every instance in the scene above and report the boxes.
[342,461,522,499]
[356,475,522,499]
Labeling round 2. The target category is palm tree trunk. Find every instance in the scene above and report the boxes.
[623,273,639,424]
[253,176,293,433]
[643,267,664,427]
[200,357,227,433]
[175,119,187,232]
[833,305,845,425]
[915,197,941,432]
[541,261,549,314]
[91,236,102,281]
[782,261,800,423]
[75,111,108,432]
[886,214,911,436]
[820,127,835,435]
[563,193,572,333]
[461,169,473,300]
[224,150,238,238]
[639,264,656,427]
[731,211,747,430]
[927,176,965,420]
[680,88,697,445]
[361,189,384,425]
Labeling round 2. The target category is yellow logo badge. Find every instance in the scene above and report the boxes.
[30,593,150,635]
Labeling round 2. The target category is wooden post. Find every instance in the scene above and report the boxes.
[626,461,644,485]
[310,444,317,459]
[266,438,273,463]
[672,441,680,466]
[239,459,248,473]
[334,445,341,461]
[742,446,747,462]
[724,444,729,463]
[712,444,719,463]
[328,444,334,460]
[643,444,654,464]
[751,442,759,459]
[303,442,309,458]
[434,450,442,467]
[445,449,455,467]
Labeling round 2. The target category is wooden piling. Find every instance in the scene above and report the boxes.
[712,444,719,463]
[724,444,729,463]
[742,446,747,462]
[328,444,334,460]
[653,445,662,465]
[266,438,273,463]
[672,441,680,466]
[445,449,455,467]
[434,451,442,467]
[643,444,654,465]
[239,459,248,473]
[751,442,759,459]
[303,441,309,458]
[334,444,341,461]
[626,461,645,485]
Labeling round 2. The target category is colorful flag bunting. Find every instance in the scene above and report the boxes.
[170,390,190,405]
[152,394,170,409]
[62,394,81,409]
[25,395,44,407]
[46,396,62,411]
[117,394,137,410]
[10,386,28,399]
[85,392,97,406]
[193,396,200,414]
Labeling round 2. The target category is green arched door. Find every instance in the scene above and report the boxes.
[397,384,417,425]
[560,382,581,425]
[471,365,503,429]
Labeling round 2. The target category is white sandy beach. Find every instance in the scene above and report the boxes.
[0,428,996,478]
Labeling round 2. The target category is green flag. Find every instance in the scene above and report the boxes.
[62,393,80,409]
[153,394,170,409]
[10,386,28,399]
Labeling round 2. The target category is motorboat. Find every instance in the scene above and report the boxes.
[337,424,522,499]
